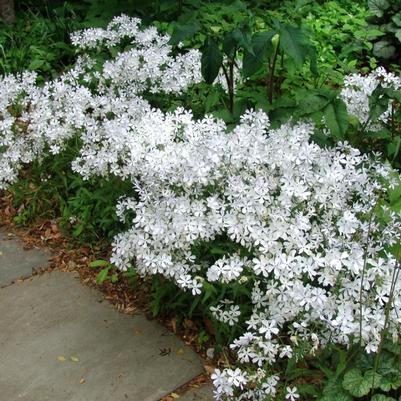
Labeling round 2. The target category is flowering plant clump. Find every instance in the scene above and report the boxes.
[0,15,201,189]
[109,112,401,399]
[341,66,401,130]
[1,16,401,401]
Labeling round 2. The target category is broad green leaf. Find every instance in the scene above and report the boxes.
[320,393,353,401]
[29,59,44,70]
[368,0,390,17]
[89,259,109,268]
[96,267,110,284]
[366,129,391,139]
[380,376,393,392]
[295,90,333,115]
[388,136,401,160]
[205,90,221,113]
[373,40,396,59]
[383,88,401,102]
[393,13,401,27]
[364,370,382,389]
[321,378,353,401]
[369,86,390,121]
[324,99,349,140]
[367,29,386,39]
[168,23,199,45]
[278,23,315,70]
[371,395,396,401]
[201,38,223,84]
[395,30,401,43]
[222,27,253,57]
[222,29,242,56]
[242,31,275,78]
[342,368,371,398]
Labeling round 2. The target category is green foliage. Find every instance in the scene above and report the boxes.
[367,0,401,64]
[201,37,223,84]
[9,137,135,245]
[0,3,79,79]
[311,340,401,401]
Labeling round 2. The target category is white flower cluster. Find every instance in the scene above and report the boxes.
[1,16,401,401]
[341,66,401,130]
[210,300,241,326]
[0,15,201,189]
[106,108,400,399]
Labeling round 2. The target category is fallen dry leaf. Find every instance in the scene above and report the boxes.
[70,356,79,362]
[203,365,215,375]
[80,378,86,384]
[57,356,66,362]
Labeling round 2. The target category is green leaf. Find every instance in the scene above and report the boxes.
[295,90,333,115]
[223,26,253,57]
[388,136,401,160]
[29,59,45,70]
[324,99,349,140]
[169,23,199,45]
[392,13,401,27]
[90,259,109,268]
[383,88,401,102]
[370,86,390,121]
[342,368,371,398]
[111,273,119,283]
[371,395,396,401]
[222,29,242,57]
[364,370,382,389]
[373,40,396,59]
[395,30,401,43]
[242,31,275,78]
[367,29,386,39]
[205,90,221,113]
[201,38,223,84]
[366,129,391,139]
[368,0,390,17]
[321,378,353,401]
[278,23,315,70]
[96,267,110,284]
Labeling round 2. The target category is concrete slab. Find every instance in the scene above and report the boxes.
[0,271,204,401]
[180,384,214,401]
[0,229,50,286]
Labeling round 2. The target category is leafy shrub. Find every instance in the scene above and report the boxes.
[367,0,401,64]
[0,4,79,79]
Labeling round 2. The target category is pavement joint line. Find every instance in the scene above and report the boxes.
[0,265,49,289]
[158,373,211,400]
[1,229,211,400]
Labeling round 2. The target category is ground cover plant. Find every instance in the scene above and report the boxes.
[1,2,401,401]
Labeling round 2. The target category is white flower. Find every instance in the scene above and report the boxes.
[286,386,300,401]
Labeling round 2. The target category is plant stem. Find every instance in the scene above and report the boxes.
[358,210,374,346]
[228,60,234,114]
[371,260,400,397]
[222,61,234,114]
[267,45,279,104]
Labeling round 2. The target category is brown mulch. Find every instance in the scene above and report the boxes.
[0,189,216,397]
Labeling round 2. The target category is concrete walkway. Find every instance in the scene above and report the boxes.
[0,229,213,401]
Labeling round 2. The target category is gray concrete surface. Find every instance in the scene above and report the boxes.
[0,229,50,286]
[0,271,204,401]
[179,384,214,401]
